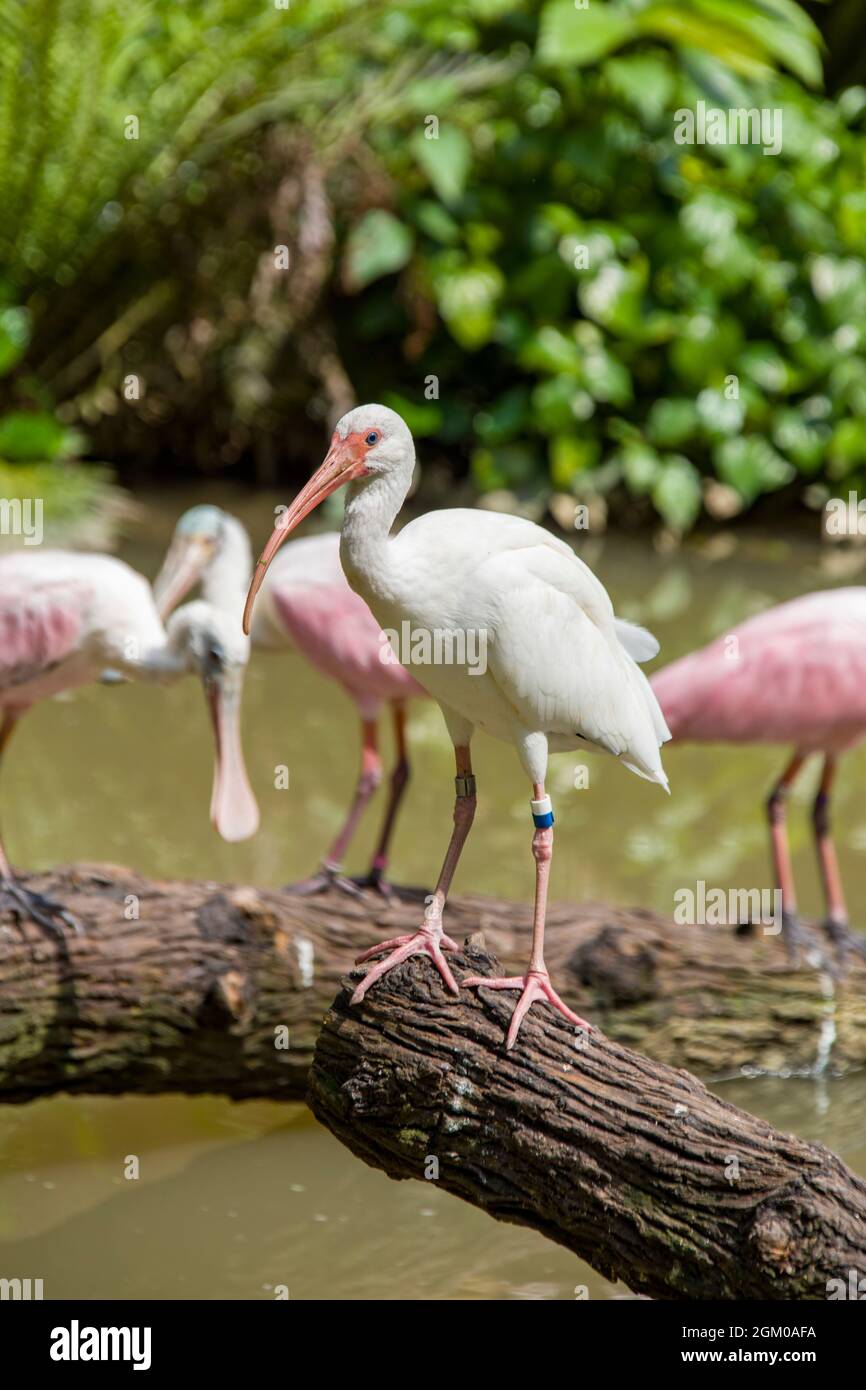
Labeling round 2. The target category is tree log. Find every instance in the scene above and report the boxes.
[308,941,866,1300]
[1,863,865,1104]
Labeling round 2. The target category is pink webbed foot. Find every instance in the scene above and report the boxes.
[464,967,595,1051]
[351,923,460,1005]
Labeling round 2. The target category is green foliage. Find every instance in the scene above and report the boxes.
[338,1,866,530]
[0,281,108,527]
[343,211,414,291]
[412,126,473,204]
[0,0,520,482]
[537,0,824,86]
[1,0,863,535]
[0,411,80,463]
[0,0,351,287]
[0,0,511,293]
[0,459,113,525]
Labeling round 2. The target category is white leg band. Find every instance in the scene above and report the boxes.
[531,794,554,829]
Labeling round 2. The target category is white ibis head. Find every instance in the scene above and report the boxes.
[243,404,413,633]
[167,601,259,842]
[153,505,227,619]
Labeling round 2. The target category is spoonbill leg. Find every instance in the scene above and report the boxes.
[813,756,866,963]
[766,752,807,959]
[464,781,594,1050]
[0,711,80,937]
[352,701,410,900]
[350,745,475,1004]
[288,717,382,898]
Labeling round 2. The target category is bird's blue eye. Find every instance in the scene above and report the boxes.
[365,431,379,446]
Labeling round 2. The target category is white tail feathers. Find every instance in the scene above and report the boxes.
[621,754,670,792]
[616,634,671,792]
[614,618,660,663]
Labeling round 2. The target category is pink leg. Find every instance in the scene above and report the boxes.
[354,702,411,900]
[813,756,866,962]
[464,781,594,1050]
[766,753,806,957]
[288,717,382,898]
[351,746,476,1004]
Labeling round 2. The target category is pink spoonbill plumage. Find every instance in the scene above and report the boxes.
[651,588,866,963]
[153,505,428,897]
[0,548,258,934]
[244,404,671,1049]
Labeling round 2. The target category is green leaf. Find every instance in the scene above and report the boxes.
[635,4,775,80]
[435,261,504,350]
[474,387,530,444]
[411,126,472,206]
[0,411,70,462]
[829,419,866,475]
[582,345,632,406]
[382,393,443,437]
[532,376,586,433]
[714,436,794,502]
[604,53,674,123]
[342,211,413,292]
[652,455,702,532]
[519,326,583,375]
[537,2,636,67]
[471,442,540,491]
[670,316,744,389]
[621,442,662,496]
[549,433,600,486]
[838,192,866,252]
[414,201,460,246]
[738,343,796,395]
[647,398,699,448]
[772,408,828,473]
[696,387,745,437]
[468,0,519,18]
[687,0,823,87]
[578,257,648,337]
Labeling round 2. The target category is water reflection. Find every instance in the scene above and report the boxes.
[1,491,865,1298]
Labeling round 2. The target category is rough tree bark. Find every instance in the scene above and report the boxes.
[308,940,866,1301]
[1,863,864,1104]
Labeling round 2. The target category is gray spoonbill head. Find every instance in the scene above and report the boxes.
[155,503,426,898]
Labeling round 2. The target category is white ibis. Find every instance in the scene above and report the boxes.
[0,547,258,933]
[244,405,670,1048]
[152,505,427,896]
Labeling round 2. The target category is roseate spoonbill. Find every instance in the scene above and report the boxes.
[153,505,427,897]
[0,548,258,933]
[244,405,670,1049]
[651,588,866,962]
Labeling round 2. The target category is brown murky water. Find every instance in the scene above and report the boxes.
[1,489,865,1299]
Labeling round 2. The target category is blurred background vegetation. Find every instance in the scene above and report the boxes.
[1,0,865,537]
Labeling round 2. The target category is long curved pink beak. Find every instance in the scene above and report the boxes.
[153,537,213,620]
[206,673,259,842]
[243,435,366,635]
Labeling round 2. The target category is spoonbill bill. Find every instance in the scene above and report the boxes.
[0,548,258,933]
[652,588,866,962]
[153,505,427,898]
[244,405,670,1049]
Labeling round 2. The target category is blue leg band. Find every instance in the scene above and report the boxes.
[531,794,554,829]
